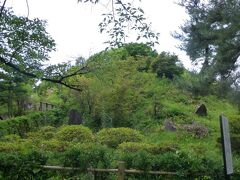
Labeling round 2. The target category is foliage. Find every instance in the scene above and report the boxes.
[152,52,184,80]
[0,109,67,137]
[96,127,143,148]
[0,150,48,179]
[123,43,158,58]
[118,150,222,179]
[229,115,240,134]
[39,140,69,152]
[230,135,240,154]
[118,142,177,154]
[0,8,55,75]
[26,126,57,140]
[0,141,33,153]
[175,71,213,96]
[62,143,112,169]
[78,0,159,47]
[55,125,94,143]
[174,0,240,82]
[0,7,90,92]
[0,43,239,179]
[0,79,34,117]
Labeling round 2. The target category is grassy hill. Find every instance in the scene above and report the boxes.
[0,44,239,179]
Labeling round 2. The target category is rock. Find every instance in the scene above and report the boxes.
[68,109,82,125]
[164,120,176,131]
[182,121,208,138]
[195,104,207,116]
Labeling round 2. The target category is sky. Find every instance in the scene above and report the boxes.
[6,0,192,69]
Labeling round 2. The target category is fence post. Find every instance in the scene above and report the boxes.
[39,102,43,111]
[118,161,125,180]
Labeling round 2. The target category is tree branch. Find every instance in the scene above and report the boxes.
[0,0,7,18]
[0,56,89,91]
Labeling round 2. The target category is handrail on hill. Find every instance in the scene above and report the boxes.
[41,161,178,180]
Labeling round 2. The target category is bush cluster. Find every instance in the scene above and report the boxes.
[0,150,48,179]
[117,150,222,179]
[55,125,94,143]
[0,108,67,137]
[96,127,143,148]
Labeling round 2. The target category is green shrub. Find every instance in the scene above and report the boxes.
[152,52,184,80]
[39,140,69,152]
[0,140,33,153]
[62,143,112,169]
[0,150,48,179]
[96,127,144,148]
[118,142,177,154]
[118,150,222,179]
[123,43,158,58]
[27,126,57,141]
[0,109,67,138]
[0,142,24,152]
[231,135,240,154]
[229,115,240,134]
[38,126,57,139]
[55,125,94,143]
[0,134,22,142]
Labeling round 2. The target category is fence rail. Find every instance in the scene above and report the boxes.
[25,102,57,111]
[42,161,180,180]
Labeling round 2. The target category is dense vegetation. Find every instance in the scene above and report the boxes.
[0,0,240,179]
[0,44,240,179]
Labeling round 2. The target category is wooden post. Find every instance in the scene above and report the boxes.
[118,161,125,180]
[39,102,43,111]
[220,115,233,180]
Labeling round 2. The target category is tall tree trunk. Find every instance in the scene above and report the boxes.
[201,46,210,73]
[7,83,13,117]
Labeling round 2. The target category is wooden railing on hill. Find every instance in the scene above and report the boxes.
[42,161,178,180]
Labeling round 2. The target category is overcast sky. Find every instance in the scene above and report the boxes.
[6,0,192,69]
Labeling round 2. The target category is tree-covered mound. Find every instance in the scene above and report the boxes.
[0,44,240,179]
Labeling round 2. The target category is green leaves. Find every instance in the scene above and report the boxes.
[152,52,184,80]
[79,0,159,47]
[0,8,55,78]
[175,0,240,79]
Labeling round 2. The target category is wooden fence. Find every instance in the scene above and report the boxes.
[42,161,179,180]
[25,102,57,111]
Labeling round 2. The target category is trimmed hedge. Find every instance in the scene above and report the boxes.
[96,127,143,148]
[26,126,57,141]
[62,143,112,169]
[55,125,94,143]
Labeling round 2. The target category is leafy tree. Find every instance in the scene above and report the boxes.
[0,7,89,92]
[152,52,184,80]
[174,0,240,80]
[0,75,33,117]
[123,43,158,58]
[0,0,160,94]
[78,0,159,47]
